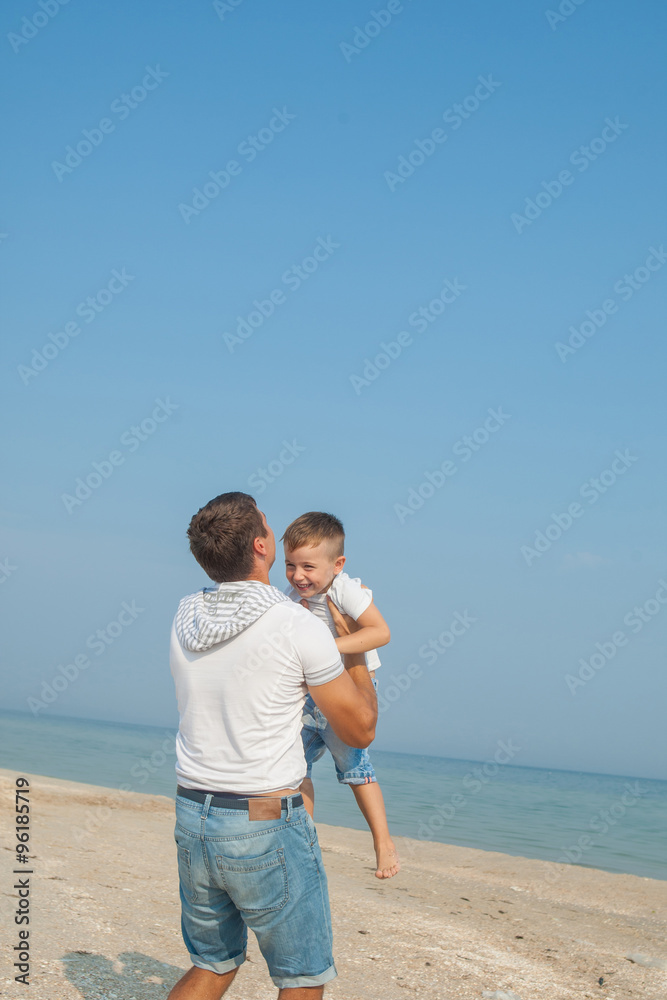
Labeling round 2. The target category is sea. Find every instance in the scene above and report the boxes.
[1,709,665,881]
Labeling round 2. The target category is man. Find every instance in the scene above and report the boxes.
[168,492,377,999]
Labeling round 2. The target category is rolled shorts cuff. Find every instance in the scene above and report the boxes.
[271,963,338,989]
[337,771,377,786]
[190,951,246,975]
[305,762,376,784]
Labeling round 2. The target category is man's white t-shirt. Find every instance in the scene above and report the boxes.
[285,571,382,672]
[171,599,343,794]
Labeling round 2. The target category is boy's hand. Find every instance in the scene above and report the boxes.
[327,597,362,636]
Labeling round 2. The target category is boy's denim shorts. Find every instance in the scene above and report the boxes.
[302,690,377,785]
[174,790,336,990]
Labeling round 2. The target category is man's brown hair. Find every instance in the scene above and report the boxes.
[187,492,267,583]
[282,511,345,558]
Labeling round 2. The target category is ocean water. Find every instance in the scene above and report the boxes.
[1,709,665,881]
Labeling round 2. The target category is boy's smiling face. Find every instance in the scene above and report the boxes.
[284,541,346,599]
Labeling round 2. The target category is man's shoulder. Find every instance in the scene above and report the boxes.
[265,600,330,631]
[262,602,341,681]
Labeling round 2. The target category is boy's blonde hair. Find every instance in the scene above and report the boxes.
[282,511,345,558]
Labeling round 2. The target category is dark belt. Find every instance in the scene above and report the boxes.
[177,785,303,811]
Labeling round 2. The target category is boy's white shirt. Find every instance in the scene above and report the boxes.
[284,571,382,672]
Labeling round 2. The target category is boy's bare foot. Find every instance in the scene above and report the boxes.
[374,840,400,879]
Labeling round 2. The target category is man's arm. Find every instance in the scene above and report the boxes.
[307,602,377,747]
[295,603,377,748]
[308,652,377,748]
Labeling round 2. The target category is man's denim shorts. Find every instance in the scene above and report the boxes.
[302,691,377,785]
[174,790,337,989]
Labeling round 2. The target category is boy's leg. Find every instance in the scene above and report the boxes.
[350,781,400,879]
[320,722,400,879]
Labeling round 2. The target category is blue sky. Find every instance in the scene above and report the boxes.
[2,0,666,779]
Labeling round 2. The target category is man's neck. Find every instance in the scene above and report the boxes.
[244,567,270,586]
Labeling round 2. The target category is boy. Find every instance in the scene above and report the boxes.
[282,511,400,879]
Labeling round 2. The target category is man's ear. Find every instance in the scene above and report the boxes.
[254,535,270,556]
[333,555,346,574]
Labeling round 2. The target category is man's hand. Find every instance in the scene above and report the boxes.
[300,596,362,636]
[328,596,390,655]
[301,593,389,655]
[327,597,361,637]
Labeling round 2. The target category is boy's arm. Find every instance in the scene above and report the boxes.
[328,597,390,655]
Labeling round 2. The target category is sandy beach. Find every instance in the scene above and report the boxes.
[1,769,665,1000]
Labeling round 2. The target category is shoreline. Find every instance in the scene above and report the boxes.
[1,770,666,999]
[1,760,664,884]
[3,706,664,785]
